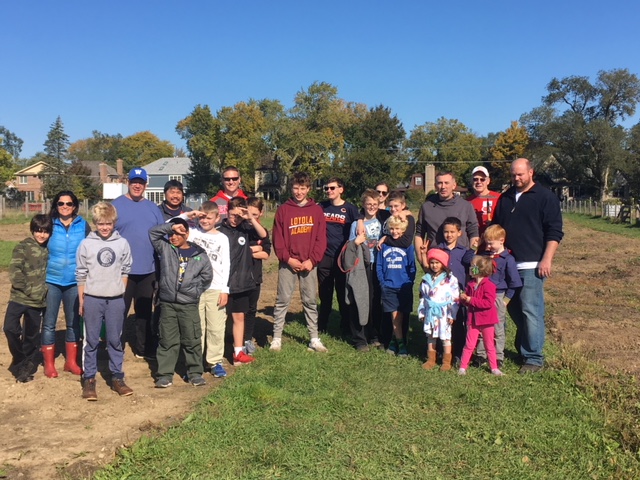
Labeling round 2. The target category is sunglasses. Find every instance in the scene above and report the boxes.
[376,190,388,195]
[324,185,338,191]
[472,177,486,183]
[57,201,74,207]
[223,177,240,182]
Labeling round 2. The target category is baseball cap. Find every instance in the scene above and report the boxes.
[472,166,489,177]
[128,167,148,182]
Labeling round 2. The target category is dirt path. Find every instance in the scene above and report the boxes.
[0,218,638,478]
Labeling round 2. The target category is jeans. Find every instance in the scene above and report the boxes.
[42,283,81,346]
[508,269,546,366]
[82,295,126,379]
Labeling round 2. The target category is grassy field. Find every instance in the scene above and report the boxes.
[93,213,640,479]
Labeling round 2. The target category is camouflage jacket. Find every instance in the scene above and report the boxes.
[9,237,48,308]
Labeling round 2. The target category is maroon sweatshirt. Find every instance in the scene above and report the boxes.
[273,198,327,266]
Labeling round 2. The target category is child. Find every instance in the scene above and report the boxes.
[271,172,328,353]
[434,217,475,363]
[376,215,416,357]
[417,248,459,371]
[458,256,505,376]
[180,202,231,378]
[76,202,133,400]
[150,218,213,387]
[3,214,51,383]
[474,224,522,367]
[244,196,271,355]
[218,197,268,365]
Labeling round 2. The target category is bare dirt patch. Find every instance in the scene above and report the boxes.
[1,218,634,478]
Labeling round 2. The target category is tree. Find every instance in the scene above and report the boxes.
[68,161,102,201]
[338,105,407,200]
[521,68,640,200]
[406,117,483,181]
[119,131,174,171]
[40,116,74,199]
[0,126,23,160]
[0,146,16,185]
[68,131,123,165]
[489,121,529,184]
[176,105,220,195]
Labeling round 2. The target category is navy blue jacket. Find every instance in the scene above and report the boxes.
[481,250,522,299]
[436,242,474,289]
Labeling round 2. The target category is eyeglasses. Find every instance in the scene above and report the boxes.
[324,186,337,191]
[472,177,487,183]
[376,190,388,195]
[223,177,240,182]
[57,201,74,207]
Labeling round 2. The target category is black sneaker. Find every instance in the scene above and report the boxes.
[472,357,487,368]
[518,364,542,374]
[189,375,206,387]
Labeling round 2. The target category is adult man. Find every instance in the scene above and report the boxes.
[467,166,500,236]
[112,167,165,358]
[318,177,361,336]
[492,158,563,374]
[415,171,479,266]
[158,179,192,221]
[210,166,247,221]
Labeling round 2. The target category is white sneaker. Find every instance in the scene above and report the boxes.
[270,338,282,351]
[458,368,467,375]
[491,369,505,376]
[308,338,328,353]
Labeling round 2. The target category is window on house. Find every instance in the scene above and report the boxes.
[415,177,422,186]
[19,176,27,184]
[26,191,34,201]
[169,175,183,183]
[146,191,163,203]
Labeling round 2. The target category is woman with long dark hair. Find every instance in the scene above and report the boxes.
[41,191,90,378]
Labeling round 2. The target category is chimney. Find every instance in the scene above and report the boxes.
[116,158,124,178]
[99,163,108,183]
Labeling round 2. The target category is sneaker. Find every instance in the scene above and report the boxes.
[458,368,467,375]
[211,363,227,378]
[244,340,257,355]
[82,378,98,401]
[189,375,206,386]
[518,364,542,374]
[308,338,328,353]
[155,377,173,388]
[233,351,256,365]
[386,338,398,355]
[356,344,370,353]
[491,369,505,376]
[270,338,282,352]
[111,378,134,396]
[16,360,36,383]
[397,340,408,358]
[472,357,487,368]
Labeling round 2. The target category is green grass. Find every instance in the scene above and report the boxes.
[563,212,640,239]
[0,241,19,268]
[97,318,640,479]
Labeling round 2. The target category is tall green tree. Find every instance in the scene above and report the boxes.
[68,161,102,201]
[0,146,16,185]
[488,121,529,184]
[176,105,220,196]
[406,117,483,181]
[40,116,74,199]
[0,126,23,159]
[68,131,124,165]
[119,131,174,171]
[521,68,640,200]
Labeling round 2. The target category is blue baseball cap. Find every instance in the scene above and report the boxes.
[128,167,148,182]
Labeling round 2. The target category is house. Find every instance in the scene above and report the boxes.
[9,161,47,201]
[141,157,191,203]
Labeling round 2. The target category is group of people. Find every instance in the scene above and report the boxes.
[3,157,563,400]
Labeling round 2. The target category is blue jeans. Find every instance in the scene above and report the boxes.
[42,283,81,346]
[83,295,126,379]
[508,269,545,366]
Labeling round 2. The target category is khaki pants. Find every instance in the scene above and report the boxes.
[199,289,227,366]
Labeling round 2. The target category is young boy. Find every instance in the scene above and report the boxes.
[180,201,231,378]
[76,202,133,400]
[218,197,268,365]
[3,214,51,383]
[376,216,416,356]
[433,217,475,363]
[474,224,522,367]
[150,218,213,387]
[271,172,328,353]
[244,196,271,355]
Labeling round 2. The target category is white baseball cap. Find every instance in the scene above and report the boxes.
[472,166,489,177]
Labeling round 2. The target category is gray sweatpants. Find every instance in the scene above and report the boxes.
[272,262,319,340]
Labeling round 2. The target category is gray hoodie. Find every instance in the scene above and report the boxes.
[76,231,132,297]
[416,194,479,248]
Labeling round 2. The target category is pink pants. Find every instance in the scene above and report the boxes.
[460,323,498,370]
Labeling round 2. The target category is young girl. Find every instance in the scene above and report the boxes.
[458,256,504,376]
[418,248,459,371]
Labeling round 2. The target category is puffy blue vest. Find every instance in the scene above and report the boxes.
[46,216,88,286]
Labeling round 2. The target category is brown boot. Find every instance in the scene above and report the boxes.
[63,342,83,375]
[82,378,97,401]
[111,378,134,397]
[41,345,58,378]
[422,350,437,370]
[441,352,453,371]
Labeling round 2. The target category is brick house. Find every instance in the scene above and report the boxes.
[10,161,47,201]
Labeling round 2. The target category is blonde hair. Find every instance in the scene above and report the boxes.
[483,224,506,241]
[387,215,408,232]
[200,201,219,214]
[92,202,117,224]
[472,255,494,277]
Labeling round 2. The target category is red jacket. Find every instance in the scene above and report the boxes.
[273,198,326,265]
[465,278,499,326]
[210,189,248,219]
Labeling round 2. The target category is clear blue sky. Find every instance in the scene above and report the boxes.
[3,0,640,158]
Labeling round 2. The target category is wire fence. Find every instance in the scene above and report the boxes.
[562,199,640,224]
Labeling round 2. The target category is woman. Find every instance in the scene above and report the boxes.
[375,183,390,210]
[41,191,90,378]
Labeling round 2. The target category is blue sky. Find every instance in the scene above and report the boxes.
[3,1,640,158]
